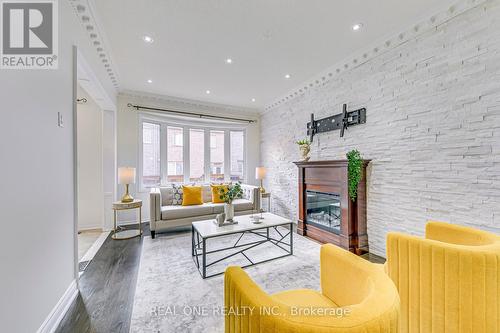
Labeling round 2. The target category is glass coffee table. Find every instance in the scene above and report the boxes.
[191,213,294,278]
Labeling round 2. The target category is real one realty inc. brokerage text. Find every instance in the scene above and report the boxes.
[150,305,352,318]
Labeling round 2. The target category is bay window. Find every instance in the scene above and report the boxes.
[189,129,205,182]
[230,131,244,182]
[166,126,184,182]
[142,122,161,186]
[210,130,225,182]
[139,117,246,189]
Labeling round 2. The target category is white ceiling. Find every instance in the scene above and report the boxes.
[93,0,458,110]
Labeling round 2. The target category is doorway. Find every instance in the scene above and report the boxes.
[75,51,117,274]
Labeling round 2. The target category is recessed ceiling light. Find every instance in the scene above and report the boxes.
[206,90,211,94]
[147,79,153,83]
[285,74,291,79]
[226,58,233,64]
[143,35,154,43]
[352,23,363,31]
[251,98,256,102]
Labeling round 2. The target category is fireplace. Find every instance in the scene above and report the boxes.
[306,191,341,234]
[294,160,369,254]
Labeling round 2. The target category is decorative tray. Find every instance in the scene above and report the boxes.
[213,220,239,226]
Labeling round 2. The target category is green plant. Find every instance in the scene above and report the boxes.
[219,182,243,204]
[296,139,310,146]
[347,150,363,202]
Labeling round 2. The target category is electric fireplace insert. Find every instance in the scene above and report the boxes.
[306,191,341,234]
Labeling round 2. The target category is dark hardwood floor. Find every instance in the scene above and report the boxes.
[56,223,385,333]
[56,224,148,333]
[360,252,386,264]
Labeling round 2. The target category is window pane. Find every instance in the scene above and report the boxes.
[142,122,160,187]
[210,130,224,182]
[189,129,205,182]
[230,131,244,182]
[167,126,183,182]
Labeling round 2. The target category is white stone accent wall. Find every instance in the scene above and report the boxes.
[261,1,500,257]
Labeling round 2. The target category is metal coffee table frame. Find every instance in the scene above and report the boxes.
[191,222,294,279]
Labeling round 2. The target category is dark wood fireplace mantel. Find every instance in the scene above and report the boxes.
[294,159,370,254]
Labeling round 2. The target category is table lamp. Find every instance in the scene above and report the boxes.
[118,167,136,203]
[255,167,267,194]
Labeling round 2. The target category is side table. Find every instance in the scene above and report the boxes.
[112,200,143,240]
[261,192,271,212]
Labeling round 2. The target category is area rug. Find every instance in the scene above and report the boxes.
[130,227,322,333]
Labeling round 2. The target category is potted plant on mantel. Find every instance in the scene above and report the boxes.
[296,139,311,161]
[219,182,243,221]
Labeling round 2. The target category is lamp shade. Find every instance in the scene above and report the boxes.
[255,167,267,180]
[118,167,136,184]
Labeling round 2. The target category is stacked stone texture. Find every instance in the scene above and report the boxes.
[261,1,500,256]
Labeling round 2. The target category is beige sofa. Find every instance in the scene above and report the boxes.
[149,184,260,238]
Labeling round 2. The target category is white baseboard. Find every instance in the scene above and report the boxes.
[78,226,103,232]
[37,280,79,333]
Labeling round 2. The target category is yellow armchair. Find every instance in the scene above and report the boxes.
[386,221,500,333]
[224,244,400,332]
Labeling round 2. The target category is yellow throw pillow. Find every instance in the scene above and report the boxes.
[211,184,228,203]
[182,185,203,206]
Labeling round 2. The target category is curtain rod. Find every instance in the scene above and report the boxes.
[127,103,256,124]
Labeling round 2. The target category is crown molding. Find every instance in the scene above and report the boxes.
[119,90,260,118]
[69,0,120,90]
[263,0,489,113]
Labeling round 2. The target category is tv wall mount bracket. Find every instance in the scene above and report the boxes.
[307,104,366,142]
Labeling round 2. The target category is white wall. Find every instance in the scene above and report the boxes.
[0,1,116,332]
[116,92,260,225]
[102,109,117,231]
[77,86,104,230]
[261,1,500,257]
